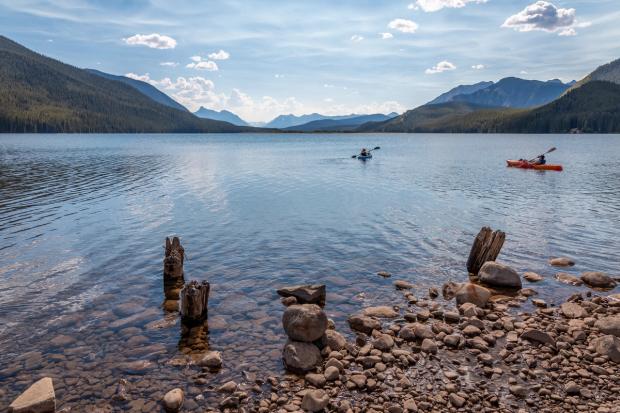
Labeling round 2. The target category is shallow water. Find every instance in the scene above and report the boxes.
[0,133,619,410]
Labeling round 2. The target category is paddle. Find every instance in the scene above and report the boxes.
[351,146,381,158]
[528,147,556,163]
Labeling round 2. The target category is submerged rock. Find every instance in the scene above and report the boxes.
[198,351,222,369]
[555,273,583,286]
[581,272,617,289]
[282,340,322,373]
[277,284,326,305]
[162,388,184,412]
[9,377,55,413]
[523,272,543,282]
[479,261,522,289]
[282,304,328,342]
[362,306,399,318]
[549,257,575,267]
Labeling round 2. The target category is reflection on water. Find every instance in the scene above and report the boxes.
[0,133,619,410]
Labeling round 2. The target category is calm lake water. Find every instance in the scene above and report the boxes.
[1,133,619,410]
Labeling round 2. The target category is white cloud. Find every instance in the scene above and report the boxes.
[123,33,176,49]
[160,61,178,67]
[379,32,394,39]
[502,1,590,36]
[186,60,219,71]
[351,35,364,42]
[190,55,202,62]
[425,60,457,74]
[410,0,487,13]
[208,50,230,60]
[388,19,419,34]
[274,74,285,78]
[472,64,485,70]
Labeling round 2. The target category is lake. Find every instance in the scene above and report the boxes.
[1,133,619,411]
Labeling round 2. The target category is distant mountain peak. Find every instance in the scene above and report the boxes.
[193,107,248,126]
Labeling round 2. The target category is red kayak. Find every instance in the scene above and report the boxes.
[506,160,563,171]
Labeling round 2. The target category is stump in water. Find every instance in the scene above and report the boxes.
[179,280,210,323]
[467,227,505,275]
[164,236,184,279]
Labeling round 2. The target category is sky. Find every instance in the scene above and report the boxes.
[1,0,619,123]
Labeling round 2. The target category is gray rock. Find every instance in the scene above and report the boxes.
[9,377,55,413]
[373,334,394,351]
[277,284,326,305]
[301,389,329,412]
[520,329,556,349]
[305,373,326,388]
[421,338,438,354]
[217,381,237,393]
[162,388,184,413]
[198,351,222,369]
[581,272,617,289]
[595,316,620,337]
[324,365,340,381]
[449,393,465,408]
[561,302,588,319]
[348,314,381,334]
[509,384,528,398]
[592,335,620,363]
[362,306,399,318]
[282,340,322,373]
[325,330,346,351]
[479,261,522,289]
[549,257,575,267]
[455,283,491,308]
[282,304,328,342]
[523,272,543,282]
[394,280,414,290]
[555,272,583,286]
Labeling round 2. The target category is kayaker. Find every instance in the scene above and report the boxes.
[533,154,546,165]
[360,148,368,157]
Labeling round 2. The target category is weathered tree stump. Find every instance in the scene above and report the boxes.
[164,236,184,279]
[179,280,210,323]
[466,227,505,275]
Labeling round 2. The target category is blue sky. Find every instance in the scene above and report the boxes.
[1,0,619,122]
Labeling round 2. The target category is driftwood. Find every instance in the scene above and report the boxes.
[467,227,505,275]
[179,280,210,323]
[164,236,184,279]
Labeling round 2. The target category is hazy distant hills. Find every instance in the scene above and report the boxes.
[0,36,251,133]
[265,113,398,129]
[86,69,189,113]
[428,81,493,105]
[285,113,398,131]
[194,107,249,126]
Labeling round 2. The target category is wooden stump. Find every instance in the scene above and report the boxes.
[179,280,210,323]
[164,236,184,279]
[466,227,505,275]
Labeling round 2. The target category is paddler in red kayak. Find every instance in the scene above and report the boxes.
[532,154,546,165]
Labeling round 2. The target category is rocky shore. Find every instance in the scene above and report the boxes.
[5,256,619,412]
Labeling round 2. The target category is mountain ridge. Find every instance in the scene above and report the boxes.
[194,107,248,126]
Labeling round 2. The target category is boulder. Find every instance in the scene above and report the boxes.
[454,283,491,308]
[581,272,617,289]
[324,365,340,381]
[523,272,543,282]
[372,334,394,351]
[362,306,399,318]
[198,351,222,369]
[479,261,522,289]
[348,314,381,334]
[561,302,588,319]
[162,388,184,412]
[282,340,322,373]
[282,304,328,342]
[301,389,329,412]
[595,316,620,337]
[549,257,575,267]
[277,284,326,305]
[9,377,55,413]
[555,273,583,286]
[591,335,620,363]
[324,330,346,351]
[442,281,461,300]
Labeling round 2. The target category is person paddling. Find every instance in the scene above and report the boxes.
[360,148,368,157]
[532,154,546,165]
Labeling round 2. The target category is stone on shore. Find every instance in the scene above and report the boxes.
[9,377,55,413]
[591,335,620,363]
[555,273,583,286]
[394,280,414,290]
[301,389,329,412]
[581,272,617,289]
[362,306,399,318]
[421,338,438,353]
[595,316,620,337]
[478,261,522,289]
[520,329,556,349]
[282,340,322,373]
[162,388,184,412]
[454,283,491,308]
[325,330,346,351]
[549,257,575,267]
[561,302,588,319]
[523,272,543,282]
[282,304,328,342]
[277,284,326,305]
[348,314,381,334]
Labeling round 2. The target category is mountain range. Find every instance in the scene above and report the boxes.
[194,107,249,126]
[0,35,253,133]
[284,113,398,131]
